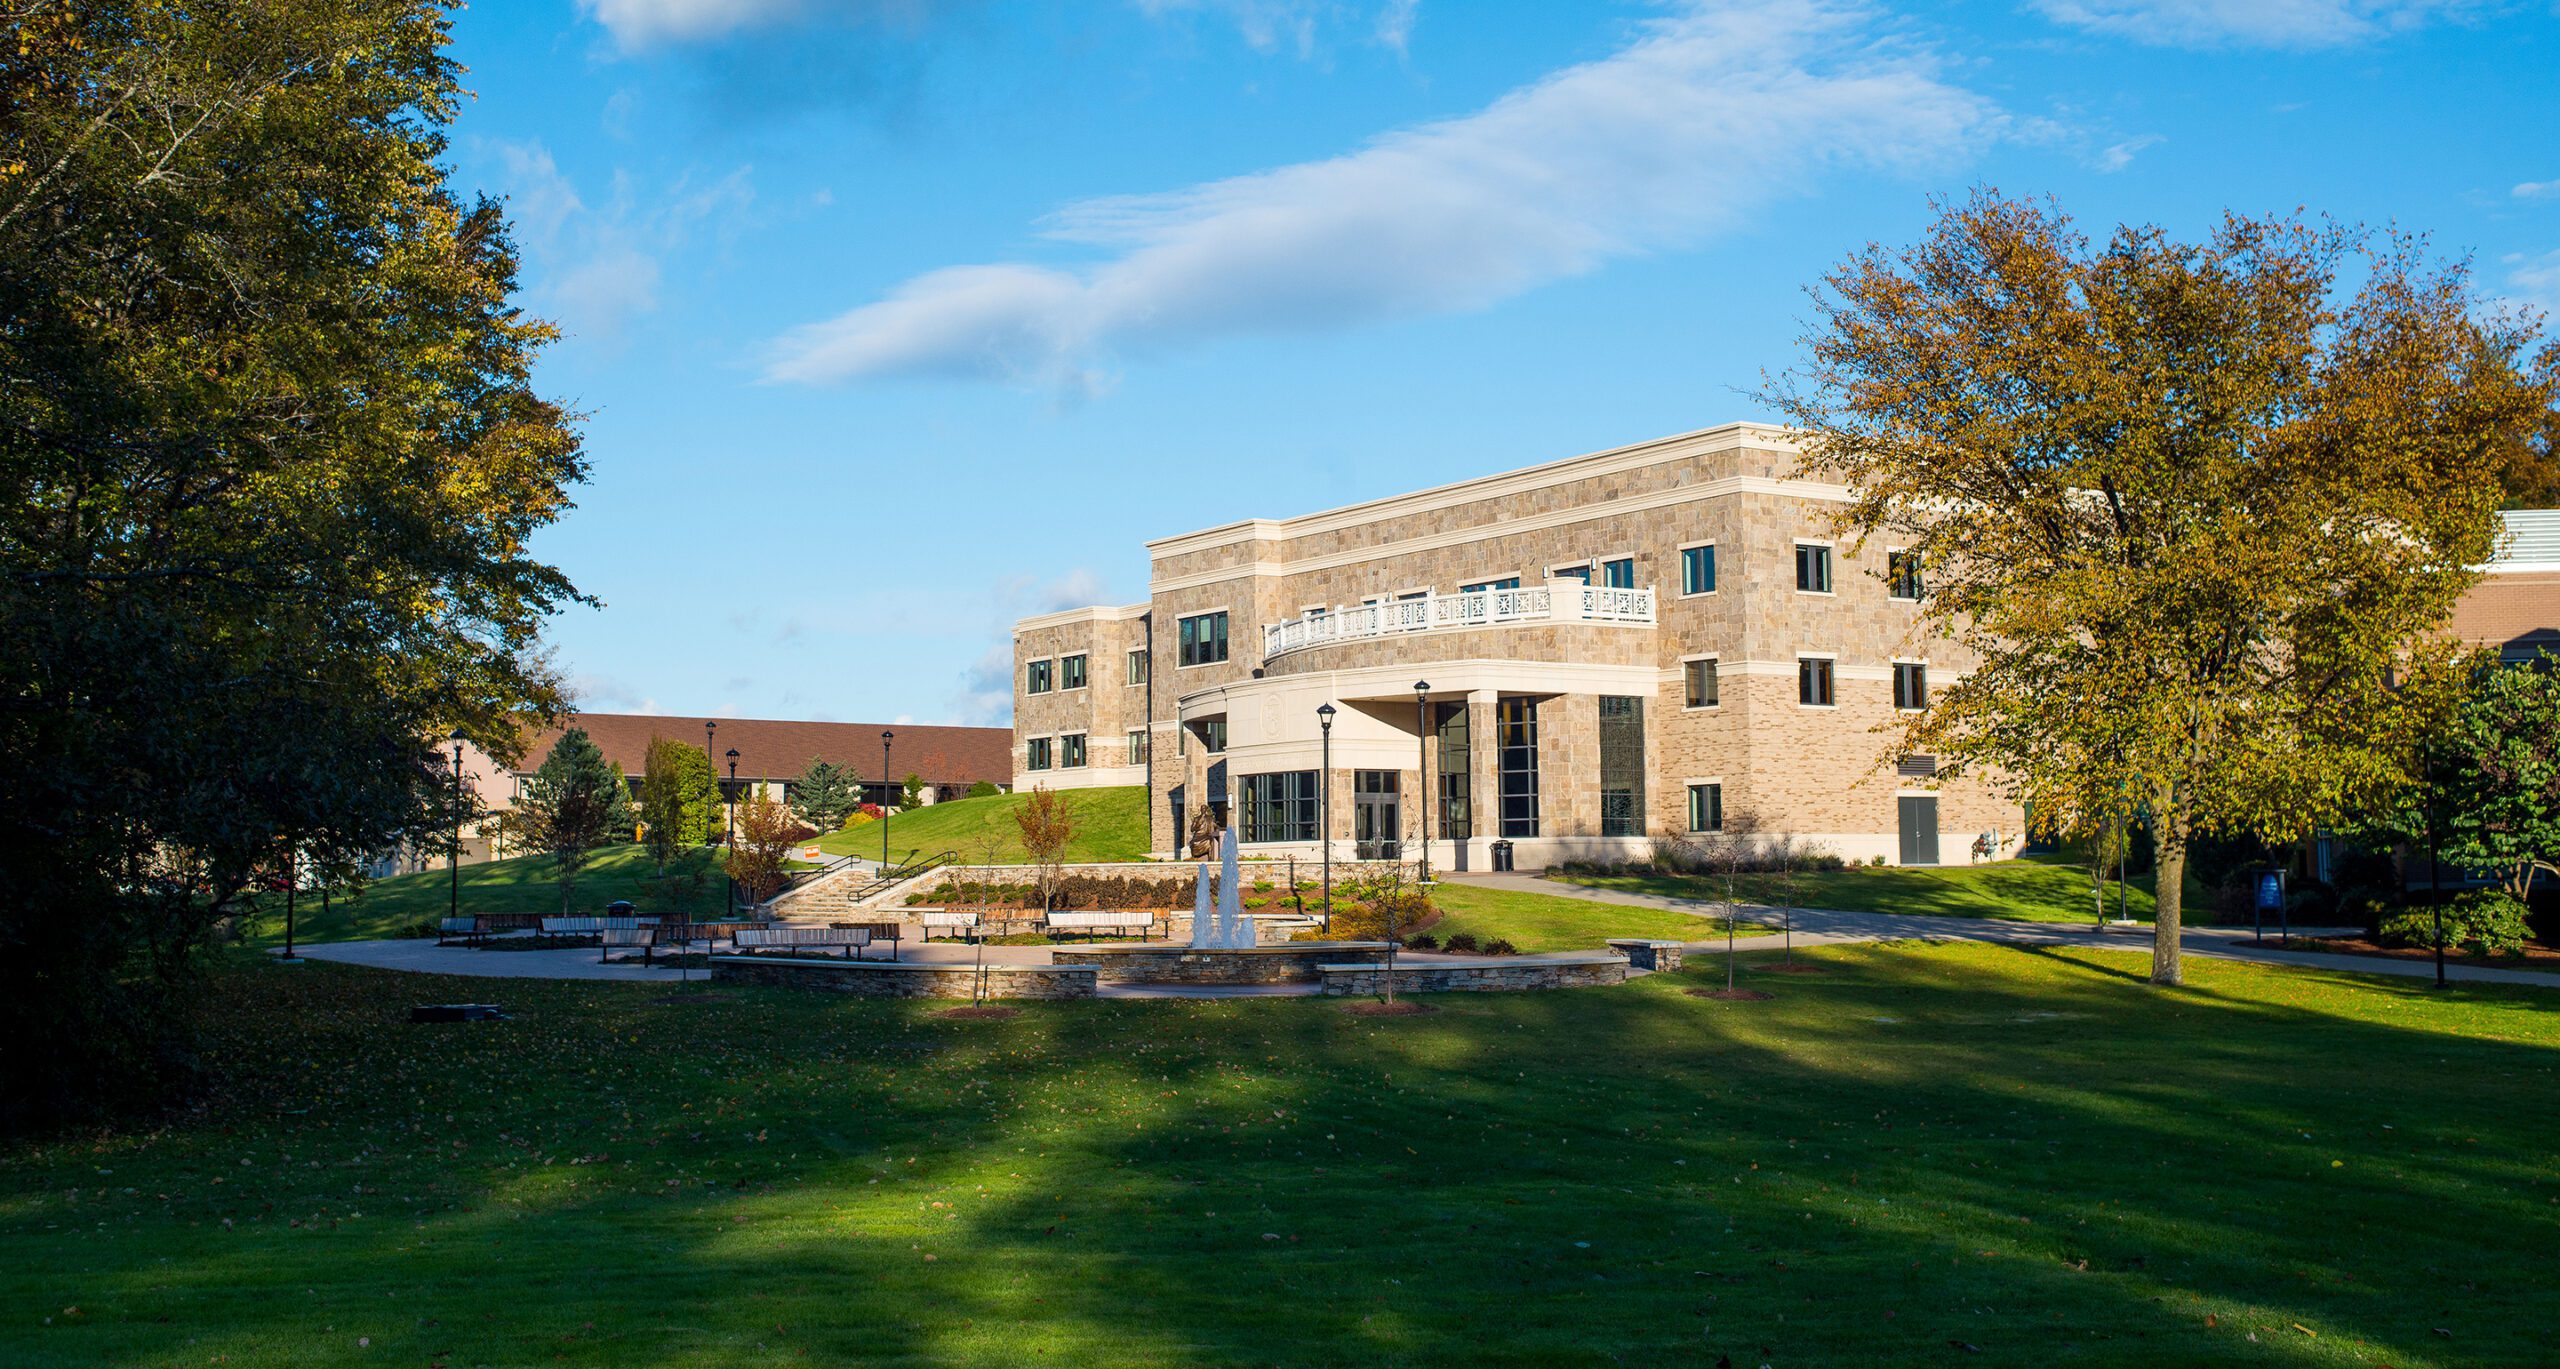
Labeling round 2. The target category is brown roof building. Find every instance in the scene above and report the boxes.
[518,713,1012,802]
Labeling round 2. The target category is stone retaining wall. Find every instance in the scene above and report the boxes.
[1074,942,1393,984]
[1607,939,1684,971]
[1317,953,1628,996]
[711,955,1098,1000]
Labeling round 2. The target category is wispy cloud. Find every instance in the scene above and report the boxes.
[2507,249,2560,319]
[2030,0,2486,49]
[2515,178,2560,201]
[950,569,1112,724]
[764,0,1998,391]
[1133,0,1419,58]
[579,0,943,51]
[483,141,754,346]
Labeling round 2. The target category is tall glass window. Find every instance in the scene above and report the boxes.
[1060,654,1087,689]
[1127,648,1150,685]
[1025,659,1053,694]
[1239,771,1317,843]
[1680,545,1717,596]
[1436,704,1471,840]
[1602,557,1636,588]
[1178,611,1229,667]
[1127,728,1150,764]
[1598,695,1645,837]
[1497,697,1539,837]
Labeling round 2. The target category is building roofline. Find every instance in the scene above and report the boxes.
[1142,421,1796,560]
[1013,602,1150,634]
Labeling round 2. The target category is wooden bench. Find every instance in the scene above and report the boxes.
[600,926,657,965]
[538,915,659,941]
[830,921,902,961]
[1045,910,1157,941]
[436,916,485,948]
[920,910,981,941]
[734,926,880,960]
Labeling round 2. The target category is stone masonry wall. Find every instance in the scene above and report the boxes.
[712,956,1099,1000]
[1317,954,1629,995]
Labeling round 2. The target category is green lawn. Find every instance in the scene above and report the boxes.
[265,844,736,945]
[1425,881,1770,952]
[1561,853,2186,924]
[817,785,1151,865]
[5,944,2556,1366]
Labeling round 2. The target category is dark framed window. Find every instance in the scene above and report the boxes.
[1680,545,1717,596]
[1687,783,1723,833]
[1598,695,1644,837]
[1061,733,1086,768]
[1888,550,1924,601]
[1177,612,1229,667]
[1461,576,1521,593]
[1795,543,1833,593]
[1799,657,1836,707]
[1026,736,1052,770]
[1061,654,1088,689]
[1200,718,1226,754]
[1239,771,1318,844]
[1025,659,1053,694]
[1684,658,1720,708]
[1127,728,1150,764]
[1894,662,1928,711]
[1127,648,1149,685]
[1436,704,1471,840]
[1602,557,1636,589]
[1497,697,1539,837]
[1552,563,1592,584]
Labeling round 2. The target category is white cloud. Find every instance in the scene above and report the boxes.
[951,569,1113,724]
[1133,0,1417,57]
[2515,178,2560,201]
[765,0,1998,390]
[2094,133,2165,172]
[2507,249,2560,319]
[484,142,754,346]
[2030,0,2484,48]
[583,0,811,48]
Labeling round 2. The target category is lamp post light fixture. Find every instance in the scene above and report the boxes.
[449,731,466,930]
[725,748,741,914]
[881,730,895,869]
[1316,702,1337,933]
[1413,681,1431,885]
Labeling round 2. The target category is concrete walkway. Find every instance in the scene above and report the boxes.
[1442,871,2560,989]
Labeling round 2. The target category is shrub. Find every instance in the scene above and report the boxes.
[841,810,877,830]
[1483,939,1519,956]
[1440,932,1480,953]
[1404,933,1437,950]
[966,780,1002,799]
[2379,891,2533,957]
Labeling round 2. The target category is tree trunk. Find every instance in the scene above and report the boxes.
[2151,840,2185,986]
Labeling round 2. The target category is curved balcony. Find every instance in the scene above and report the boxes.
[1262,582,1656,662]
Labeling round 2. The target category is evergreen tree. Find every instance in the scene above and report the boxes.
[791,758,861,831]
[517,729,632,915]
[902,772,929,811]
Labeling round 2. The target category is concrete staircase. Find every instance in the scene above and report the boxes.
[763,859,942,924]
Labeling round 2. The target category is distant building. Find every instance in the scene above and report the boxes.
[2452,509,2560,665]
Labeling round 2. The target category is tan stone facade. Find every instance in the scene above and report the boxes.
[1011,423,2022,869]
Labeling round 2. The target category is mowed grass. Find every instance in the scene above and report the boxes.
[1562,853,2177,924]
[816,785,1151,865]
[263,844,730,945]
[5,946,2558,1366]
[1425,881,1770,952]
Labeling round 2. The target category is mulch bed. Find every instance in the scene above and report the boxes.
[1686,987,1772,1001]
[1343,1000,1437,1017]
[2263,936,2560,969]
[935,1005,1021,1021]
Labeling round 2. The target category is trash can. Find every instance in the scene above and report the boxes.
[1490,840,1515,873]
[604,900,636,916]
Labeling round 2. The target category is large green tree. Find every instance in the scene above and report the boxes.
[516,730,631,916]
[0,0,584,1128]
[2435,655,2560,902]
[1769,192,2556,985]
[790,758,861,831]
[639,734,720,867]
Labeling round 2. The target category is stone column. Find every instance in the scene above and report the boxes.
[1468,689,1500,864]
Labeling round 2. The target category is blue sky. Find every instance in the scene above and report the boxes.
[444,0,2560,727]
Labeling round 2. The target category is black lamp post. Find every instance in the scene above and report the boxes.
[449,731,466,929]
[1317,702,1336,933]
[725,748,740,913]
[703,720,718,849]
[881,729,895,868]
[1413,681,1432,884]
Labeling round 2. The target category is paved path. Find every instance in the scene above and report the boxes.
[1442,871,2560,989]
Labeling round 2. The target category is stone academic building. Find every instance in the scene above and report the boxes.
[1011,423,2019,870]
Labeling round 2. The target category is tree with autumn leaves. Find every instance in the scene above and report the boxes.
[1770,191,2557,986]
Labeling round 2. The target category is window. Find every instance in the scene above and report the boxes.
[1025,659,1053,694]
[1795,543,1833,593]
[1127,648,1149,686]
[1461,576,1521,594]
[1025,736,1052,771]
[1687,783,1724,833]
[1551,563,1592,584]
[1680,544,1717,596]
[1799,657,1836,707]
[1239,771,1318,843]
[1684,658,1720,709]
[1436,705,1471,840]
[1061,733,1086,768]
[1128,728,1150,765]
[1888,550,1924,601]
[1598,695,1645,837]
[1602,557,1636,589]
[1894,662,1928,711]
[1497,697,1540,837]
[1200,718,1226,754]
[1060,653,1088,690]
[1396,589,1429,601]
[1178,611,1229,667]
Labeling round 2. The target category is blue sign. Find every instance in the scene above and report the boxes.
[2256,871,2283,912]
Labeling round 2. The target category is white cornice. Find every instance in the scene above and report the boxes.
[1147,471,1850,594]
[1143,421,1800,562]
[1013,602,1151,634]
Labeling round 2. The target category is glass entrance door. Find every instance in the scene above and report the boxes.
[1354,770,1400,859]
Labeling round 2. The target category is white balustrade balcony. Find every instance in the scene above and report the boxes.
[1261,582,1656,661]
